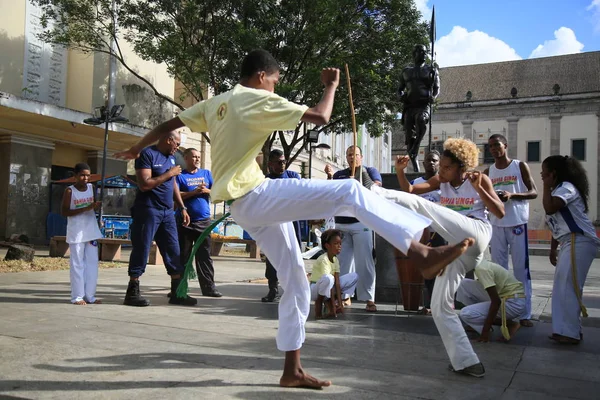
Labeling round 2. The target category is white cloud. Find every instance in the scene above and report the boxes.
[587,0,600,32]
[435,26,522,67]
[414,0,432,21]
[528,27,584,58]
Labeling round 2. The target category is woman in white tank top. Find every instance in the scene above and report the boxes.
[371,138,505,377]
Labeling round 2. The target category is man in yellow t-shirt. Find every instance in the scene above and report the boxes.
[116,49,476,389]
[456,260,527,342]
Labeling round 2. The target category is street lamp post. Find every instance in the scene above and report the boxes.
[306,129,331,179]
[83,105,129,226]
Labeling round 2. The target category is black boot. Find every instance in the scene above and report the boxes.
[261,287,279,303]
[168,279,198,306]
[123,280,150,307]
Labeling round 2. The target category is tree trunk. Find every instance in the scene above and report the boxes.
[4,245,35,262]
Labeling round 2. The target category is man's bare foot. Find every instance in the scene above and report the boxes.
[498,321,521,342]
[88,299,102,304]
[342,298,351,306]
[520,319,533,327]
[410,238,475,280]
[315,297,324,320]
[73,300,87,305]
[280,369,332,389]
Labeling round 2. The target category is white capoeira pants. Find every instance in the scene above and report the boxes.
[310,272,359,300]
[230,178,430,352]
[336,222,376,302]
[69,241,99,303]
[456,279,526,334]
[490,224,533,319]
[552,234,598,340]
[371,185,492,370]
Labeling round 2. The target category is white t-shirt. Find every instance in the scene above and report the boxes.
[440,180,488,222]
[488,160,529,227]
[545,181,600,244]
[66,184,103,244]
[411,176,441,203]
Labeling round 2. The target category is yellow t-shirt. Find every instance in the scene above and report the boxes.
[474,260,524,298]
[310,253,340,283]
[177,84,309,202]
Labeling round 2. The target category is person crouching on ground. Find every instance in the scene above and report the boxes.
[456,260,526,342]
[310,229,358,319]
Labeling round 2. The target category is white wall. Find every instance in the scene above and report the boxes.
[560,114,598,222]
[515,117,551,228]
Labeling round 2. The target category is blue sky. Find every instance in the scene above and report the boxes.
[415,0,600,66]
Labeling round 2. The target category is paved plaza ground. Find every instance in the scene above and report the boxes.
[1,248,600,399]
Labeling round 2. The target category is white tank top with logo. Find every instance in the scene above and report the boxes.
[440,179,488,222]
[412,176,441,203]
[66,184,103,244]
[488,160,529,227]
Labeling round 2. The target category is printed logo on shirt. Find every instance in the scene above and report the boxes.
[492,175,518,187]
[512,226,524,236]
[73,197,93,209]
[217,103,227,120]
[440,196,474,212]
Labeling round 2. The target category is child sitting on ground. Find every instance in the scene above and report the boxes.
[456,260,526,342]
[310,229,359,319]
[61,163,103,305]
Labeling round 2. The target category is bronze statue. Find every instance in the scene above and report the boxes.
[398,44,440,172]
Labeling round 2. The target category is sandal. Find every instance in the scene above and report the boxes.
[549,333,580,345]
[365,303,377,312]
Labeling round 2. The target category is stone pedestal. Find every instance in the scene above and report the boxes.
[374,172,424,303]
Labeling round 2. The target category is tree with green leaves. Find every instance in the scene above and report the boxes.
[34,0,428,168]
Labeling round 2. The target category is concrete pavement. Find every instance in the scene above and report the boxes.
[1,252,600,399]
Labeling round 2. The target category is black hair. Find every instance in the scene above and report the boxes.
[74,163,91,174]
[542,155,590,212]
[240,49,280,79]
[489,134,507,145]
[346,145,362,155]
[442,149,465,169]
[268,149,284,161]
[183,147,199,156]
[425,150,440,159]
[321,229,342,245]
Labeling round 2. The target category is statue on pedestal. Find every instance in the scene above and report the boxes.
[398,44,439,172]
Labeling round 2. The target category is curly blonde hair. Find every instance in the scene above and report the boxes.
[443,138,479,170]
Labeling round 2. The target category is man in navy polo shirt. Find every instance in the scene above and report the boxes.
[261,149,302,302]
[177,148,223,298]
[124,131,197,307]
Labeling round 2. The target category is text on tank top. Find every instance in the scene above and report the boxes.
[440,179,488,221]
[488,160,529,227]
[66,184,102,244]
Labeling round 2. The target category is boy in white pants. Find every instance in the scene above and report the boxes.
[116,49,473,389]
[456,260,526,342]
[61,163,103,305]
[310,229,359,319]
[484,134,537,327]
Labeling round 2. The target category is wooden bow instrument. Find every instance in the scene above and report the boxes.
[345,64,358,178]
